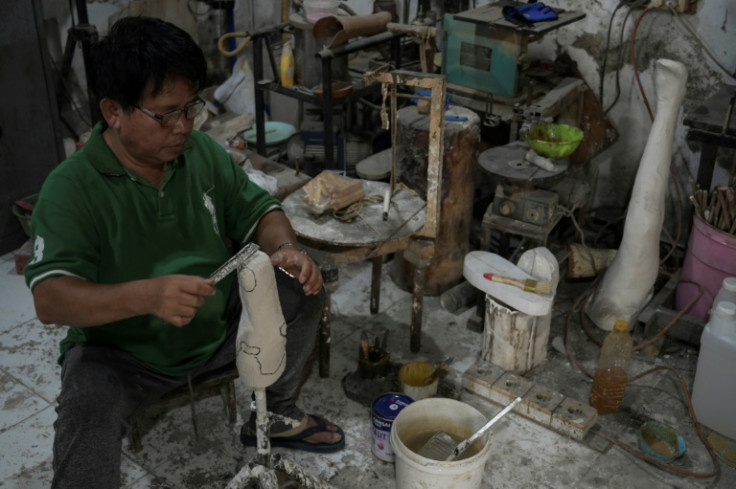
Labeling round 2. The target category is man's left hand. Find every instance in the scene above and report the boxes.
[270,246,323,295]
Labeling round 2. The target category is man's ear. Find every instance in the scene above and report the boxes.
[99,98,122,129]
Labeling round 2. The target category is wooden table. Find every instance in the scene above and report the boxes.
[282,180,426,248]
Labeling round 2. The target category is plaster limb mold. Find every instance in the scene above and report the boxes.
[585,59,688,331]
[235,251,287,389]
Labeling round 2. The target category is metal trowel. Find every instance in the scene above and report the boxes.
[416,396,522,461]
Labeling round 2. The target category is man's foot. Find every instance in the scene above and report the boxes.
[240,414,345,453]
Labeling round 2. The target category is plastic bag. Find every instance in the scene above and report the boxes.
[214,57,255,116]
[242,160,278,196]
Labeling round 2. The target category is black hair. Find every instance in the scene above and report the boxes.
[92,16,207,114]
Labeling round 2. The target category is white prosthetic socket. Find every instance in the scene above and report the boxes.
[235,250,287,389]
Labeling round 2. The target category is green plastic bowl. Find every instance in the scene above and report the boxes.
[12,194,38,238]
[526,123,584,159]
[638,421,686,463]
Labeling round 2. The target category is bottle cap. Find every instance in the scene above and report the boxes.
[722,277,736,293]
[714,301,736,318]
[613,320,629,332]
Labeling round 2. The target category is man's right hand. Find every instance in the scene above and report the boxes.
[144,275,215,327]
[32,274,215,328]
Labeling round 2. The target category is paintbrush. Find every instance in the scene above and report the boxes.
[422,358,453,386]
[482,273,553,294]
[359,331,370,361]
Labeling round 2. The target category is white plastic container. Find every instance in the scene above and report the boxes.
[712,277,736,315]
[390,398,492,489]
[691,301,736,440]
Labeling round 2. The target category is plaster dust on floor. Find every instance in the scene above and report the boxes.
[1,252,736,488]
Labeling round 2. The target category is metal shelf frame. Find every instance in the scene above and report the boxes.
[251,26,404,169]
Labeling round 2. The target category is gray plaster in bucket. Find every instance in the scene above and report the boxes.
[390,398,492,489]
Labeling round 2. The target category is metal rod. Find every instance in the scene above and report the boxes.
[316,31,402,60]
[254,388,271,466]
[186,374,200,440]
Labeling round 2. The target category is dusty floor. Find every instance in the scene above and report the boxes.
[1,249,735,489]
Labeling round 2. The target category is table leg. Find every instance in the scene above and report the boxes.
[370,256,382,314]
[695,143,718,190]
[318,293,331,378]
[411,265,426,352]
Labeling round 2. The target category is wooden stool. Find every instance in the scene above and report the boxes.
[128,363,239,452]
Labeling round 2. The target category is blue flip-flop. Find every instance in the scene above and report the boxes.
[503,2,558,25]
[240,414,345,453]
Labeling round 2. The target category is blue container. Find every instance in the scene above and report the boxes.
[371,393,413,462]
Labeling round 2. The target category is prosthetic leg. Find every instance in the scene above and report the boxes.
[220,247,337,489]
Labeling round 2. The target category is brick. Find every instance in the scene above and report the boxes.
[462,361,505,401]
[551,397,598,440]
[489,372,533,407]
[519,384,564,427]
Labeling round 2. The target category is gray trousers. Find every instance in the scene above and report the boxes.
[51,268,324,489]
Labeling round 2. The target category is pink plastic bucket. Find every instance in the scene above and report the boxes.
[675,215,736,319]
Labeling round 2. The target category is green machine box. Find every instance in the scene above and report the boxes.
[442,4,585,99]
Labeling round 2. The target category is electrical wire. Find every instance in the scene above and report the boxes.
[563,273,719,479]
[599,1,627,106]
[669,6,736,80]
[596,364,720,479]
[556,203,586,247]
[630,7,655,121]
[604,7,638,114]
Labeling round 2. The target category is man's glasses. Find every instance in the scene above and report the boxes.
[134,98,205,128]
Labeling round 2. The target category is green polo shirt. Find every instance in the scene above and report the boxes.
[24,122,282,376]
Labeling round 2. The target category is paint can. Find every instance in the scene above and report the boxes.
[371,393,413,462]
[398,361,439,401]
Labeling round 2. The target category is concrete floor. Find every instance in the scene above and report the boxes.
[1,249,735,489]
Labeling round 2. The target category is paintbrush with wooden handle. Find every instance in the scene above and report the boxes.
[483,273,553,295]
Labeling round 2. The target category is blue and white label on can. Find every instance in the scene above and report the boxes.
[371,393,413,462]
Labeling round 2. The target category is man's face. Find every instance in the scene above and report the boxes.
[117,77,199,168]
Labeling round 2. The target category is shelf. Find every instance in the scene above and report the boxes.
[252,27,405,170]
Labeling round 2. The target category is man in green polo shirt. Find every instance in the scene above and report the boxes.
[24,16,343,489]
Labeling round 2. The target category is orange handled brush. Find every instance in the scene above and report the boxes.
[483,273,553,295]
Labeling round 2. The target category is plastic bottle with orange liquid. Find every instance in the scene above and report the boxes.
[589,319,633,414]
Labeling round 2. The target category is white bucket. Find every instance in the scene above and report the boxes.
[390,398,492,489]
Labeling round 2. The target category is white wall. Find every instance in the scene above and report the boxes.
[530,0,734,211]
